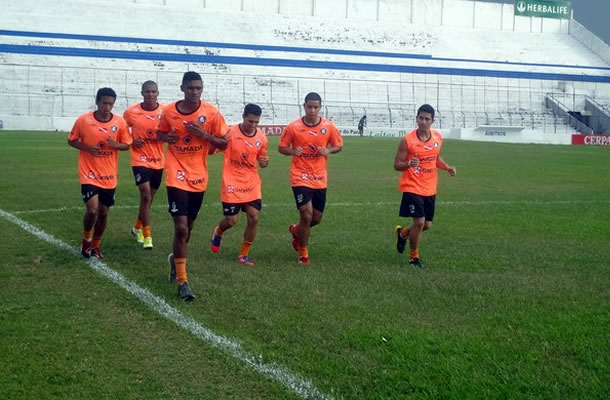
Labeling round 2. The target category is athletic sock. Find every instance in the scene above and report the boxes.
[299,247,309,258]
[83,230,93,241]
[239,241,253,257]
[175,258,187,284]
[134,219,143,230]
[400,227,410,239]
[214,226,224,236]
[143,225,152,238]
[409,249,419,260]
[92,237,102,249]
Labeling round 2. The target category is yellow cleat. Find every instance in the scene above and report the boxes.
[142,237,153,249]
[131,227,144,244]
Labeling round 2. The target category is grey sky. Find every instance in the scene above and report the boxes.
[479,0,610,45]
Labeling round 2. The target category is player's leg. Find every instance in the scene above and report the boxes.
[81,186,99,257]
[130,167,145,243]
[238,202,261,266]
[296,202,313,264]
[141,169,162,249]
[91,202,109,259]
[210,203,239,253]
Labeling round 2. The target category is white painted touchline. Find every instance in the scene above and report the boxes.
[0,208,334,400]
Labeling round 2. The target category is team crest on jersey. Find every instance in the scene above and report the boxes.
[198,115,206,124]
[111,126,117,132]
[321,128,327,135]
[255,141,261,148]
[177,170,185,181]
[184,136,192,144]
[157,113,162,120]
[98,127,108,133]
[434,141,439,148]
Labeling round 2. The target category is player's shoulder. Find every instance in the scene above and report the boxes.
[199,100,221,115]
[431,129,443,140]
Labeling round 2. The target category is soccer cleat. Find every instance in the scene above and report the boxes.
[131,227,144,244]
[298,256,310,265]
[394,225,407,254]
[81,239,92,258]
[238,255,255,266]
[289,224,299,252]
[178,282,195,301]
[409,258,424,270]
[168,253,176,283]
[90,247,104,259]
[209,230,222,253]
[142,237,153,249]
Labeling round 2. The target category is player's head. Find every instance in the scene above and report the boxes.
[181,71,203,103]
[95,87,117,115]
[242,103,262,133]
[416,104,435,130]
[303,92,322,120]
[141,80,159,104]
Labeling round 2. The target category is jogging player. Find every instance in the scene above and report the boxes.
[124,80,164,249]
[157,71,228,301]
[393,104,456,269]
[209,104,269,266]
[68,87,131,259]
[278,92,343,265]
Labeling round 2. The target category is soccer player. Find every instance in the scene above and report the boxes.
[393,104,456,269]
[209,104,269,266]
[68,87,132,259]
[278,92,343,265]
[124,80,164,249]
[156,71,228,301]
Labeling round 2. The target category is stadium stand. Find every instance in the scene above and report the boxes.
[1,0,609,142]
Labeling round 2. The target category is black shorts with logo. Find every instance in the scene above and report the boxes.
[292,186,326,212]
[222,200,262,216]
[81,184,116,207]
[132,166,163,190]
[399,192,436,221]
[167,187,205,220]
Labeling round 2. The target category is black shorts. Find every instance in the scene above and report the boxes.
[399,192,436,221]
[292,186,326,212]
[81,184,116,207]
[222,200,262,216]
[167,187,205,220]
[132,166,163,190]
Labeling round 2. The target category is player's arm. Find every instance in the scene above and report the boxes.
[156,128,178,144]
[185,122,228,150]
[317,144,342,156]
[394,139,410,171]
[107,136,130,151]
[68,138,100,156]
[278,128,303,156]
[436,156,457,176]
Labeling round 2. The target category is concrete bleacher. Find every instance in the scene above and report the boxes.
[1,0,610,141]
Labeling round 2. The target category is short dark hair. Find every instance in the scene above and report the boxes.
[182,71,202,84]
[141,80,158,90]
[243,103,262,117]
[304,92,322,104]
[417,104,435,119]
[96,87,117,102]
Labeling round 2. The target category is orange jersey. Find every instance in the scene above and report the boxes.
[398,129,444,196]
[278,117,343,189]
[159,101,228,192]
[68,112,131,189]
[123,103,165,169]
[220,124,268,203]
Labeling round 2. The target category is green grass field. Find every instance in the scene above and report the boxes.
[1,131,609,399]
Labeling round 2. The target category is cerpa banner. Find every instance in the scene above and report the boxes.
[514,0,571,19]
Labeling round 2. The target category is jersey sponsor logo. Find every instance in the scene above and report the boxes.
[147,129,155,137]
[301,173,308,180]
[227,185,235,193]
[140,155,147,162]
[413,166,422,175]
[177,170,186,181]
[170,202,179,213]
[88,171,96,179]
[183,136,193,144]
[198,115,206,124]
[98,141,106,149]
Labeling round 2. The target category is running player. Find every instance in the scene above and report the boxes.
[124,80,164,249]
[156,71,228,301]
[209,104,269,266]
[393,104,456,269]
[68,87,131,259]
[278,92,343,265]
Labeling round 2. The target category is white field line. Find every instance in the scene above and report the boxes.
[11,199,610,215]
[0,208,334,400]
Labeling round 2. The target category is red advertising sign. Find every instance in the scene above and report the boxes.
[572,134,610,146]
[259,125,286,136]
